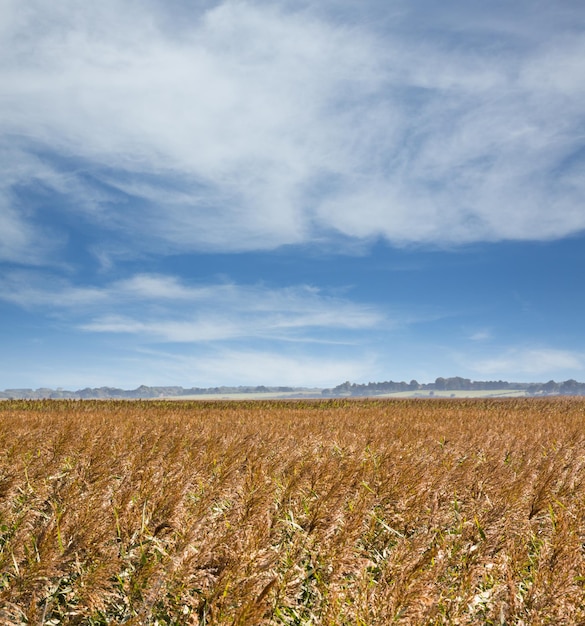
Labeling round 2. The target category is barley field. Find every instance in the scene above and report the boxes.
[1,398,585,625]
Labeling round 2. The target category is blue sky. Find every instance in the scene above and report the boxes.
[1,0,584,389]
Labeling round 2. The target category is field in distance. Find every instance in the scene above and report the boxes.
[1,398,585,624]
[164,390,323,401]
[378,389,527,399]
[168,389,526,400]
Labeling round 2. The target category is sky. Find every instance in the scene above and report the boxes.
[1,0,584,389]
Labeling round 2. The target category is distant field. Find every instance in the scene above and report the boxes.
[1,398,585,624]
[163,390,323,401]
[0,389,530,401]
[380,389,527,399]
[168,389,527,401]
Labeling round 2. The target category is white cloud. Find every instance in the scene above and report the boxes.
[0,145,69,264]
[1,0,584,260]
[81,315,243,343]
[8,346,378,389]
[469,330,492,342]
[0,271,384,343]
[0,202,38,263]
[114,274,212,301]
[127,348,379,388]
[468,348,584,378]
[1,0,377,251]
[0,271,108,308]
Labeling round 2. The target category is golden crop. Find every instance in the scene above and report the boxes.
[1,398,585,624]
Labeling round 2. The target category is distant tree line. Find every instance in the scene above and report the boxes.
[524,380,585,396]
[0,385,299,400]
[3,378,585,400]
[323,377,585,397]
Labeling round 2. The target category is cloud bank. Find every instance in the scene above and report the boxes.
[1,0,584,265]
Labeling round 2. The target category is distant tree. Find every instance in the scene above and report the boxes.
[332,381,353,396]
[526,384,541,396]
[434,377,447,391]
[542,380,560,395]
[445,377,471,390]
[560,379,581,395]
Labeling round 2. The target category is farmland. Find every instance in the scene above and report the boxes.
[1,398,585,624]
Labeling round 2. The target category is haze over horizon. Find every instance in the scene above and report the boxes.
[1,0,584,389]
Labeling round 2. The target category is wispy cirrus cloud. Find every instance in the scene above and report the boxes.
[0,203,41,264]
[468,330,492,342]
[127,347,379,388]
[466,348,584,378]
[0,271,384,344]
[4,345,379,390]
[1,0,584,266]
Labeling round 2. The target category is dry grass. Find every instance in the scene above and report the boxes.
[1,398,585,624]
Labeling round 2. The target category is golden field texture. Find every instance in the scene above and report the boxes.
[1,398,585,625]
